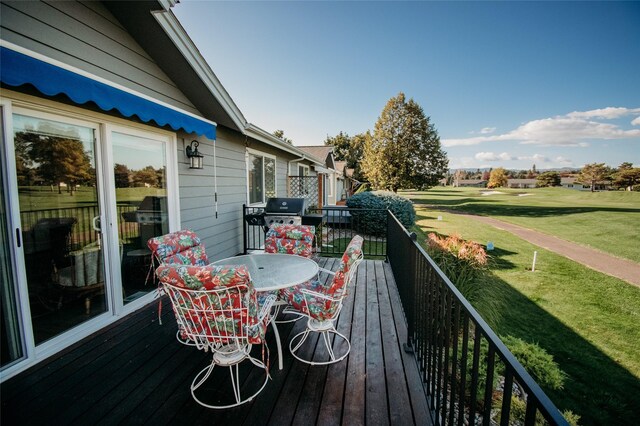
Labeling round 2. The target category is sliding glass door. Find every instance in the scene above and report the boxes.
[111,129,170,305]
[1,99,178,376]
[11,112,108,345]
[1,106,25,368]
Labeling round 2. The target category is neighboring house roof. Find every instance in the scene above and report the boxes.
[561,177,577,184]
[334,161,347,172]
[297,146,338,170]
[244,124,324,166]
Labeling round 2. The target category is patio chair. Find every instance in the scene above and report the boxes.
[147,229,209,266]
[155,263,276,409]
[264,224,316,258]
[282,235,364,365]
[264,224,316,323]
[147,230,210,345]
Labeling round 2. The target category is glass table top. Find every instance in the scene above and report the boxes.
[211,253,319,291]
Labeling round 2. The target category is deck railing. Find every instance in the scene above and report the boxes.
[387,211,568,426]
[242,205,387,258]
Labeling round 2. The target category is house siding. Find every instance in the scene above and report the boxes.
[0,1,199,115]
[177,126,247,260]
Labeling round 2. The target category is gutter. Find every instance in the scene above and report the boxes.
[244,123,324,166]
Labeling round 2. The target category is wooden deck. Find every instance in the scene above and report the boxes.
[1,259,431,425]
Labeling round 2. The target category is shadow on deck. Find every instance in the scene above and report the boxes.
[1,259,431,425]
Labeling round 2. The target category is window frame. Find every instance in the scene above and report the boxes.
[246,148,277,206]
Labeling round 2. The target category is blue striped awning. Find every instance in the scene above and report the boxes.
[0,46,216,139]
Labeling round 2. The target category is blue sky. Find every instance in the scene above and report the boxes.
[174,1,640,170]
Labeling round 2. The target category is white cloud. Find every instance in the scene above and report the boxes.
[632,116,640,126]
[475,152,514,161]
[442,107,640,147]
[566,107,640,120]
[517,154,550,163]
[480,127,496,134]
[554,156,573,166]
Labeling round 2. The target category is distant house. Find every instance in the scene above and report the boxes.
[507,179,537,189]
[297,145,345,205]
[334,160,357,199]
[561,177,611,191]
[454,179,487,188]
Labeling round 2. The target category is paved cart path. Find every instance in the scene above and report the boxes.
[448,212,640,287]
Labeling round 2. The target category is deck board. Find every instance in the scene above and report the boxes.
[1,259,432,425]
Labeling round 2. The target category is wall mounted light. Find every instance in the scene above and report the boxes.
[186,140,204,169]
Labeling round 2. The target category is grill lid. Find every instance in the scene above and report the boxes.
[264,197,307,215]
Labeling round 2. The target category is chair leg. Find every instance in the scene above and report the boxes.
[289,324,351,366]
[190,353,270,409]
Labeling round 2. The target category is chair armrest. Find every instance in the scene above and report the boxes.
[300,287,342,303]
[257,293,277,324]
[317,267,336,276]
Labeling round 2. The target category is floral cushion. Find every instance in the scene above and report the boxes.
[265,237,313,257]
[266,224,315,242]
[162,245,209,266]
[147,230,209,265]
[155,264,267,344]
[265,225,315,257]
[284,235,364,321]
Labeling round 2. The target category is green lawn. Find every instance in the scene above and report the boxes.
[404,187,640,263]
[411,205,640,425]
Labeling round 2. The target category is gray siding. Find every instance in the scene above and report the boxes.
[177,126,247,260]
[1,1,199,114]
[177,127,309,260]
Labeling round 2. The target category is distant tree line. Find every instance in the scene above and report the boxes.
[114,164,166,189]
[14,130,166,195]
[452,162,640,192]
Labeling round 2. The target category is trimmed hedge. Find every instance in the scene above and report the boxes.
[346,191,415,236]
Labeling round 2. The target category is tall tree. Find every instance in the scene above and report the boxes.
[273,129,293,145]
[536,171,561,187]
[487,167,508,188]
[579,163,610,192]
[325,131,366,181]
[361,92,448,191]
[26,135,92,195]
[132,166,160,187]
[613,162,640,191]
[114,163,131,188]
[325,131,352,161]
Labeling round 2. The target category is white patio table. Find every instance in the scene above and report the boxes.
[211,253,319,369]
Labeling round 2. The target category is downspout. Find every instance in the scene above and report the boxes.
[213,138,218,218]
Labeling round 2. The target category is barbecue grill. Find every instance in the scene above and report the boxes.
[244,197,323,230]
[122,195,168,244]
[264,197,306,227]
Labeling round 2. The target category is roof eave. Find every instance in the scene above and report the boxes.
[151,9,247,132]
[244,123,325,166]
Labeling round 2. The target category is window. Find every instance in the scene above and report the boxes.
[247,150,276,204]
[298,165,310,176]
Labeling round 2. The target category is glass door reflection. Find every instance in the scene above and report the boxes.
[12,113,107,345]
[112,131,169,304]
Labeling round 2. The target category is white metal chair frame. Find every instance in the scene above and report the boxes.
[162,282,276,409]
[284,252,363,365]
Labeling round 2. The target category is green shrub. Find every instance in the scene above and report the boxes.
[501,335,567,391]
[496,397,580,425]
[346,190,415,236]
[426,233,502,326]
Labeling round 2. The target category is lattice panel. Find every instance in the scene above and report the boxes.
[288,176,320,209]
